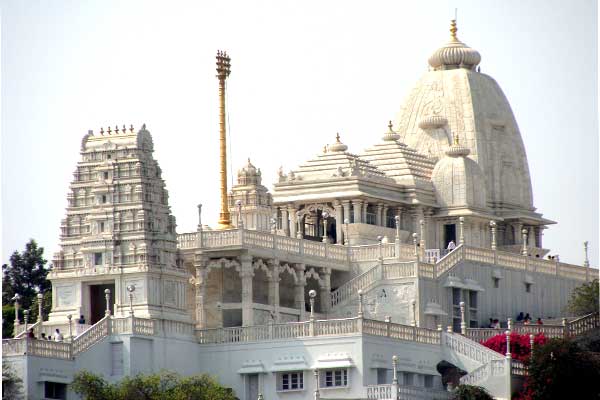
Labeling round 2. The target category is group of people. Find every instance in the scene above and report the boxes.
[516,311,544,325]
[26,328,64,341]
[24,315,86,341]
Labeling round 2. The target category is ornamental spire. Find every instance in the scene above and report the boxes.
[450,19,458,41]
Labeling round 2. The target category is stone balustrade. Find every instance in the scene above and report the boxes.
[366,384,452,400]
[196,316,441,345]
[465,312,599,343]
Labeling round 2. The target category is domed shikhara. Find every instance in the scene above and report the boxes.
[396,21,535,214]
[431,137,487,209]
[237,158,262,186]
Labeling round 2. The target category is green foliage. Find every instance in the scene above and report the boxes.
[2,239,51,312]
[2,360,24,400]
[567,279,599,315]
[452,384,494,400]
[527,338,600,400]
[27,291,52,323]
[572,327,600,352]
[3,304,20,338]
[71,370,237,400]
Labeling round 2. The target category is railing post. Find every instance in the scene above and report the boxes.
[507,318,513,332]
[197,204,204,248]
[412,233,419,261]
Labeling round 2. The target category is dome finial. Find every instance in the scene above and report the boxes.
[336,132,341,143]
[450,19,458,41]
[329,132,348,152]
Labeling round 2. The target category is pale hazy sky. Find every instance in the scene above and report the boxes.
[1,0,598,267]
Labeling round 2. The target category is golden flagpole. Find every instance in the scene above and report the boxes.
[216,50,232,229]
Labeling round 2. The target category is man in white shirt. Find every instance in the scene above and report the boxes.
[447,240,456,251]
[54,328,64,342]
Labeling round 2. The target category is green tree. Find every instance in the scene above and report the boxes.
[2,360,24,400]
[2,239,50,311]
[452,384,493,400]
[71,370,237,400]
[527,338,600,400]
[567,278,599,315]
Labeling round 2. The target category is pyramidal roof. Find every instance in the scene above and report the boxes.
[286,133,393,184]
[361,122,436,185]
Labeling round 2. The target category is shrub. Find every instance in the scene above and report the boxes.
[452,384,493,400]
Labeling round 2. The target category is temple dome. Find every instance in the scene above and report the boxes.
[395,21,535,214]
[328,132,349,152]
[431,137,487,208]
[428,20,481,71]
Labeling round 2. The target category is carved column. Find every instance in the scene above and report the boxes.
[268,259,281,321]
[382,205,389,228]
[240,254,254,326]
[375,203,383,226]
[281,207,289,236]
[352,200,362,223]
[194,254,208,329]
[334,201,343,244]
[294,263,307,321]
[319,268,331,314]
[288,205,297,238]
[362,201,368,224]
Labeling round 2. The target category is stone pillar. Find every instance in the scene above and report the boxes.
[240,254,254,326]
[362,201,368,223]
[268,259,281,321]
[194,254,208,329]
[342,201,351,243]
[458,217,465,245]
[528,226,535,247]
[334,201,343,244]
[521,229,528,256]
[281,207,289,236]
[490,221,497,250]
[375,203,383,226]
[288,206,297,238]
[514,222,523,245]
[352,200,362,223]
[319,268,331,314]
[382,205,389,228]
[294,263,307,321]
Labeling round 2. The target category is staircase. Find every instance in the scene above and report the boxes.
[330,260,419,309]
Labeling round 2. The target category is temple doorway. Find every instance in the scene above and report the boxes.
[444,224,456,248]
[90,283,115,324]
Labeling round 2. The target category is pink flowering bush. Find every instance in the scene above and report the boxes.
[480,332,547,362]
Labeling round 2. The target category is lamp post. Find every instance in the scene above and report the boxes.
[530,334,535,356]
[105,288,111,316]
[584,241,590,281]
[67,314,73,341]
[216,302,223,328]
[23,309,29,332]
[13,294,21,329]
[357,289,364,318]
[505,330,511,358]
[236,200,244,229]
[313,369,320,400]
[521,229,528,256]
[197,203,203,230]
[412,233,419,260]
[309,290,317,320]
[459,301,466,335]
[321,211,329,243]
[127,284,136,316]
[297,212,303,239]
[344,218,349,245]
[490,221,497,250]
[37,292,43,322]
